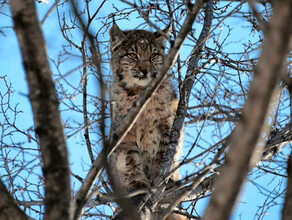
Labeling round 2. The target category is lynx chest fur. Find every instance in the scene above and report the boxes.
[110,24,181,192]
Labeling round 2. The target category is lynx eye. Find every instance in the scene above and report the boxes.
[127,53,138,59]
[149,53,159,59]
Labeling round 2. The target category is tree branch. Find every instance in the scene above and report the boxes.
[282,149,292,220]
[10,0,71,219]
[0,179,30,220]
[202,1,292,219]
[150,0,213,208]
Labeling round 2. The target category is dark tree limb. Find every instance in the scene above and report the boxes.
[149,0,213,209]
[264,123,292,159]
[282,79,292,220]
[202,1,292,220]
[282,149,292,220]
[10,0,71,219]
[0,179,31,220]
[160,122,292,204]
[77,122,292,209]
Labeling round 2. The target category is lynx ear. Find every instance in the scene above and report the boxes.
[155,25,171,49]
[110,23,126,52]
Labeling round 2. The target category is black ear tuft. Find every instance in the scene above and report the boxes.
[162,24,171,35]
[110,23,126,52]
[154,26,171,49]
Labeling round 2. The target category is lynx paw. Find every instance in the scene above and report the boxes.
[128,179,150,191]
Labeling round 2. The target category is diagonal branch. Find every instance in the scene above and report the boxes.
[282,150,292,220]
[10,0,71,219]
[0,179,31,220]
[84,123,292,209]
[202,1,292,219]
[282,82,292,220]
[68,1,108,219]
[158,122,292,205]
[150,0,213,209]
[158,164,215,220]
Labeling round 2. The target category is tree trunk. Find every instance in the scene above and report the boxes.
[10,0,71,219]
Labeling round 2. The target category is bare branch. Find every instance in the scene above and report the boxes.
[202,1,292,219]
[0,179,30,220]
[10,0,71,219]
[150,0,213,208]
[283,152,292,220]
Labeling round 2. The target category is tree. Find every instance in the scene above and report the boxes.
[0,0,291,219]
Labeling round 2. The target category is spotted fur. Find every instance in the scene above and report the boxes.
[109,24,182,194]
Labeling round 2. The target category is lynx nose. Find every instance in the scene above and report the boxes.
[139,66,148,76]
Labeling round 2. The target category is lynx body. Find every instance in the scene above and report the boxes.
[109,23,181,193]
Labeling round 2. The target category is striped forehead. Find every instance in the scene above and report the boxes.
[139,39,148,50]
[129,39,156,53]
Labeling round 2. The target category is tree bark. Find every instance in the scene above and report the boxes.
[10,0,71,219]
[0,180,30,220]
[283,154,292,220]
[202,1,292,220]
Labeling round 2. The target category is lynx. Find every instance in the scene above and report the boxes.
[110,23,185,220]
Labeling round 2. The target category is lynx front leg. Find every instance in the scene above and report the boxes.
[150,139,168,183]
[113,140,150,192]
[150,121,181,183]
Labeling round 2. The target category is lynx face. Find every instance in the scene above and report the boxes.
[110,24,168,88]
